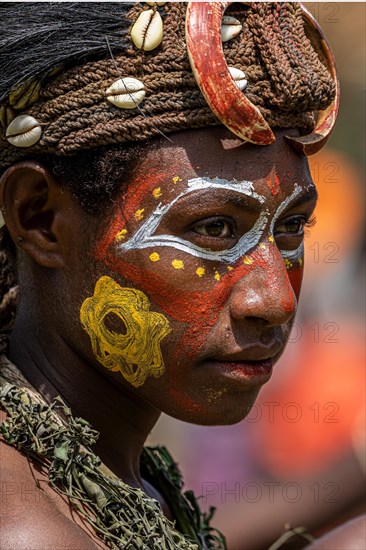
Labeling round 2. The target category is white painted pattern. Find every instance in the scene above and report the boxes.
[270,184,304,262]
[116,177,304,264]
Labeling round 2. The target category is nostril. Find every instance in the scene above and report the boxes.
[245,316,269,324]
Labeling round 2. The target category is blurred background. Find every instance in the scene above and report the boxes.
[148,3,365,548]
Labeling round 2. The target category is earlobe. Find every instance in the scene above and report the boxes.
[0,161,66,269]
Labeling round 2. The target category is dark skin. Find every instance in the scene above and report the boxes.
[0,127,320,548]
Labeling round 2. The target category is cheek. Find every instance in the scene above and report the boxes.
[79,275,172,388]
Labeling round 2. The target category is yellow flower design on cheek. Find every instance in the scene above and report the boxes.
[80,276,171,387]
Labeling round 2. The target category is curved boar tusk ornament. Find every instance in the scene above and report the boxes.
[185,1,275,145]
[186,2,339,156]
[285,4,340,156]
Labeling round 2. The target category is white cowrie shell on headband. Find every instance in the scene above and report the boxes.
[106,77,146,109]
[131,9,163,51]
[221,16,242,42]
[6,115,42,148]
[228,67,248,91]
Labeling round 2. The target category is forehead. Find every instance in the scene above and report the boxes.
[121,127,314,208]
[111,127,315,223]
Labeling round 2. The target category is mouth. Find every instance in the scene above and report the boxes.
[202,357,273,386]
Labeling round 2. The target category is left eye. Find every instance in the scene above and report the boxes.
[193,218,233,238]
[274,217,306,236]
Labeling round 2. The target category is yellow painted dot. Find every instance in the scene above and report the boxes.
[227,266,234,271]
[115,228,127,241]
[172,259,184,270]
[268,235,275,243]
[259,242,267,250]
[214,271,221,281]
[152,187,162,198]
[172,176,182,184]
[243,256,254,265]
[284,258,293,269]
[134,209,145,221]
[196,267,205,277]
[149,252,160,262]
[298,258,303,267]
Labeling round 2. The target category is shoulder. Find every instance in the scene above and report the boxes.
[0,438,103,549]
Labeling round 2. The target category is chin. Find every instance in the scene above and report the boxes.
[167,386,262,426]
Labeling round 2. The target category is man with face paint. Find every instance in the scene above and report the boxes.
[1,3,363,549]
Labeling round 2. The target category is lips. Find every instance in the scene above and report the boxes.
[219,358,273,373]
[200,339,283,386]
[201,357,274,387]
[219,358,273,379]
[209,338,284,363]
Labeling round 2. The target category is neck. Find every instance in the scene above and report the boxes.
[8,312,161,488]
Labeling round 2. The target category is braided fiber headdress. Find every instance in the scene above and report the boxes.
[0,1,338,172]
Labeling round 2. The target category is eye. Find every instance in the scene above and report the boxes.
[275,217,305,236]
[274,215,316,237]
[193,218,234,238]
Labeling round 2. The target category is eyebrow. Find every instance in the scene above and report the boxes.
[290,185,318,208]
[222,194,250,208]
[221,184,318,211]
[220,193,262,214]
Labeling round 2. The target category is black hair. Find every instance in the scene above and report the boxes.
[38,143,144,215]
[0,2,133,102]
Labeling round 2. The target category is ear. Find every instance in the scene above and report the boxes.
[0,161,75,268]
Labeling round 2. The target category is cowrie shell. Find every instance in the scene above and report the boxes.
[106,77,146,109]
[228,67,248,91]
[6,114,42,148]
[146,1,166,5]
[221,16,242,42]
[131,9,163,51]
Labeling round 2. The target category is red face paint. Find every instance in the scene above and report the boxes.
[287,264,303,301]
[266,169,281,196]
[96,163,182,258]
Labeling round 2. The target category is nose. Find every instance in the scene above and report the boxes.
[229,243,297,327]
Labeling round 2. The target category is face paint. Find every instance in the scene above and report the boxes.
[116,176,268,263]
[80,276,171,387]
[266,168,281,196]
[95,254,260,365]
[94,165,311,409]
[97,176,306,328]
[269,184,305,262]
[287,264,303,301]
[115,178,305,266]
